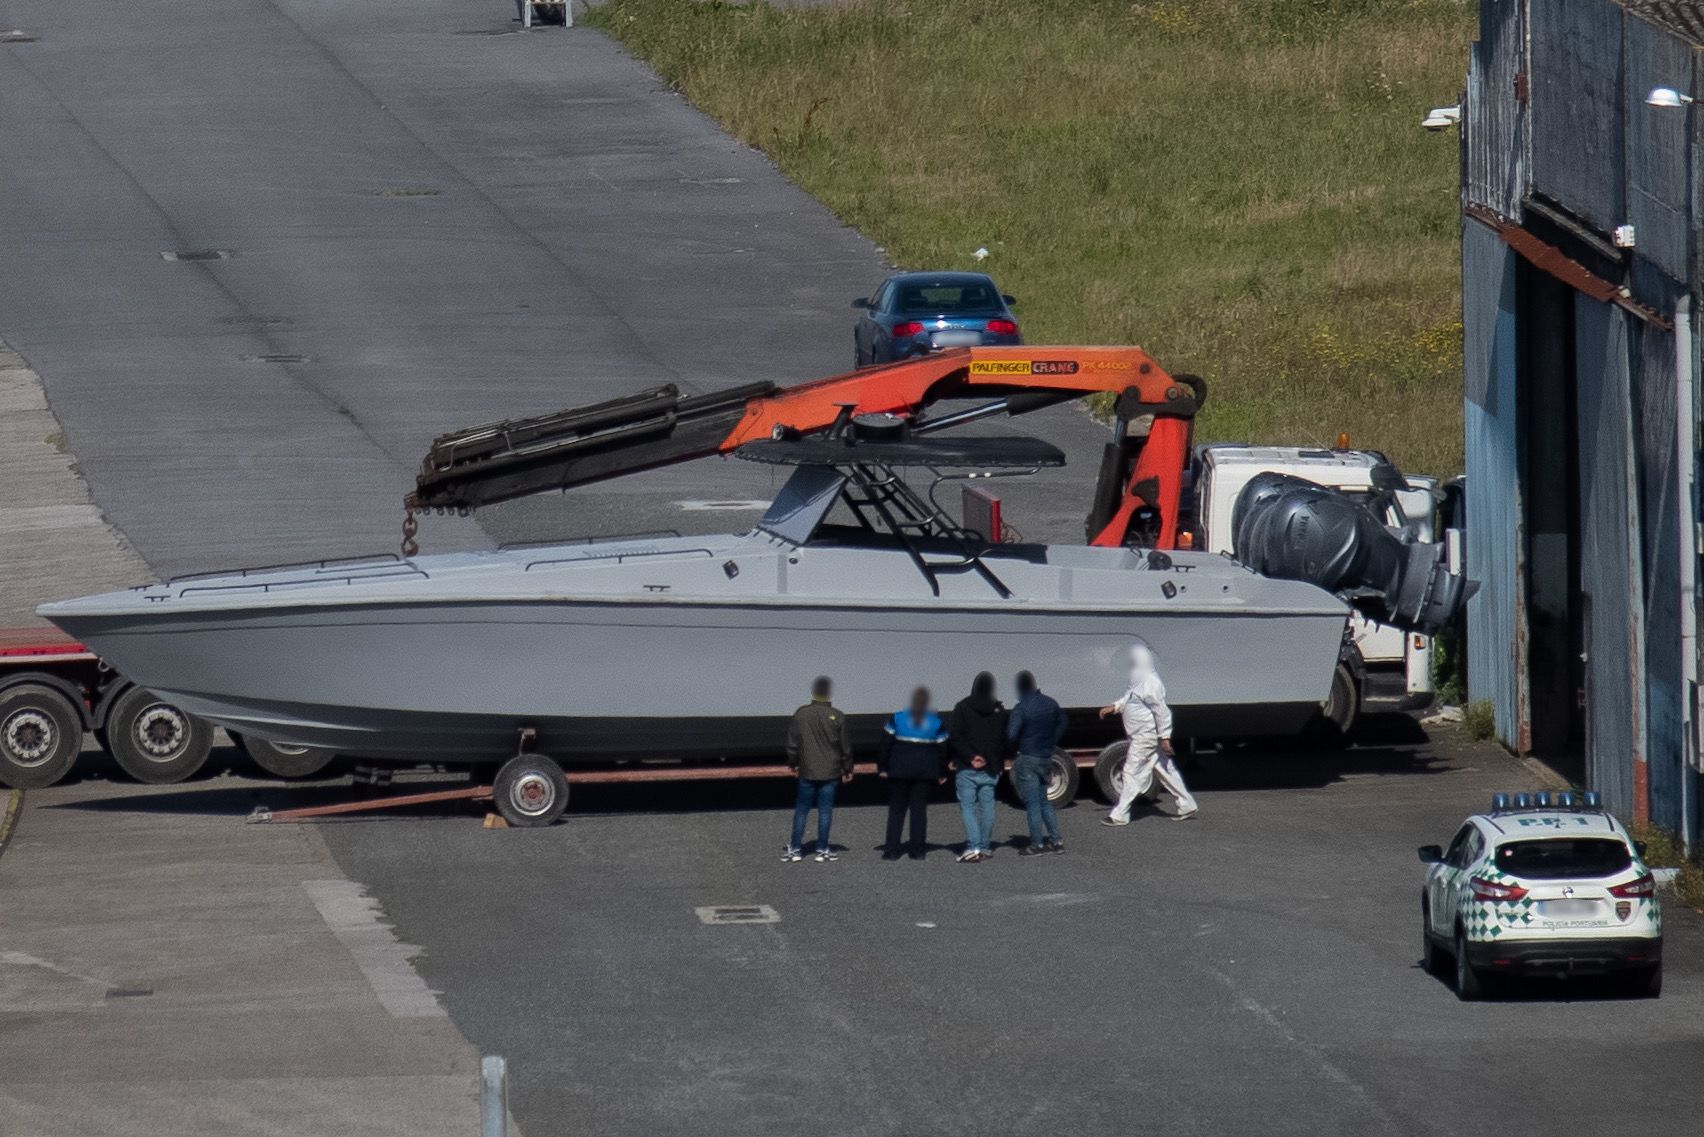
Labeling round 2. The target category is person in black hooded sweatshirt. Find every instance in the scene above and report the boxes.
[947,672,1008,862]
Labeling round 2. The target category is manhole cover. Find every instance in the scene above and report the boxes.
[241,353,309,364]
[162,249,231,262]
[694,905,779,926]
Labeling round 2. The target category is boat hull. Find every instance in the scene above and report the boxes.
[47,596,1345,760]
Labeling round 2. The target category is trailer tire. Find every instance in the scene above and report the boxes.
[105,686,212,785]
[1046,748,1080,805]
[493,753,568,827]
[1093,740,1131,804]
[237,733,337,780]
[0,683,84,788]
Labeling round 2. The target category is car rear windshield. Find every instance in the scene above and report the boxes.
[1494,838,1632,880]
[896,282,1000,314]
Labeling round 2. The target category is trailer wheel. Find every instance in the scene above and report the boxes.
[237,733,337,780]
[105,686,212,785]
[0,683,84,789]
[1093,740,1130,804]
[1045,748,1080,804]
[493,753,568,827]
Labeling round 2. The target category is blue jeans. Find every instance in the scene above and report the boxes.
[1012,755,1060,845]
[790,778,837,852]
[955,768,998,851]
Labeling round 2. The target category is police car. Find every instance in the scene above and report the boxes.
[1418,791,1662,999]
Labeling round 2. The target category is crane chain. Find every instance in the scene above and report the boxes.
[401,510,420,558]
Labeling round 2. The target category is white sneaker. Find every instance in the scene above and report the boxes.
[814,847,838,862]
[1102,815,1131,827]
[1171,809,1199,822]
[782,847,803,862]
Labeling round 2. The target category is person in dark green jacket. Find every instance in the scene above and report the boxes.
[784,675,854,862]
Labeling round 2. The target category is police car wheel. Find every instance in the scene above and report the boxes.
[1453,926,1485,1000]
[1420,901,1446,976]
[1625,963,1662,999]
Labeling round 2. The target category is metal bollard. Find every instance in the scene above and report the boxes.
[481,1055,509,1137]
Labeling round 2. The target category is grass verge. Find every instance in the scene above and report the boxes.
[590,0,1473,474]
[1632,822,1704,915]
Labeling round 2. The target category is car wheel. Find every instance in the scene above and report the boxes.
[492,753,569,828]
[1625,962,1662,999]
[105,686,212,785]
[1453,925,1485,1000]
[1420,900,1446,976]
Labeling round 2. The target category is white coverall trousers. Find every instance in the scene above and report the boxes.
[1109,742,1197,821]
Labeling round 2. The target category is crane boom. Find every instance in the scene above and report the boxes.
[407,345,1204,548]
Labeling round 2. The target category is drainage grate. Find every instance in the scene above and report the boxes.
[162,249,231,262]
[217,315,294,329]
[2,30,38,43]
[377,187,441,198]
[695,905,780,926]
[241,353,309,364]
[104,986,153,999]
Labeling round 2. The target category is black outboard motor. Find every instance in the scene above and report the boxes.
[1231,472,1471,637]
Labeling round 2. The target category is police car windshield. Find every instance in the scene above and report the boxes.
[1494,838,1631,880]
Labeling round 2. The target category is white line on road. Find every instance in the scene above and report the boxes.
[304,879,447,1018]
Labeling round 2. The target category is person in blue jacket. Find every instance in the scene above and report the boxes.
[1008,670,1068,855]
[878,686,949,860]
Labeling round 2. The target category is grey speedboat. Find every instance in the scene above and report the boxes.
[40,435,1352,760]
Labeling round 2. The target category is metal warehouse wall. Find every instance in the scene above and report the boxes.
[1462,220,1526,746]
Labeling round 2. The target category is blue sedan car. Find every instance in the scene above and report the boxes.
[852,271,1022,366]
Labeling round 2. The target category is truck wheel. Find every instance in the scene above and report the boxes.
[105,686,212,785]
[493,753,568,827]
[237,733,337,780]
[1046,748,1080,804]
[1308,664,1358,746]
[1093,740,1130,804]
[0,683,84,789]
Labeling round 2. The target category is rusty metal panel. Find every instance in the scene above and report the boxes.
[1463,220,1528,747]
[1625,12,1696,282]
[1575,296,1645,816]
[1465,0,1529,218]
[1531,0,1627,232]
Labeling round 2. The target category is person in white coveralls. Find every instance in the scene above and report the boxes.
[1098,642,1199,824]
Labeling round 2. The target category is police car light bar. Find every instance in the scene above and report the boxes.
[1490,789,1600,813]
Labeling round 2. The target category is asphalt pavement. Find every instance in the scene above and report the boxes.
[0,1,1103,581]
[321,724,1704,1137]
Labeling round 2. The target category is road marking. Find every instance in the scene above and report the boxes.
[673,500,769,512]
[303,880,446,1018]
[695,905,780,925]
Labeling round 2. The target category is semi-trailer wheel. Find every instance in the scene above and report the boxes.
[493,753,569,827]
[1308,663,1358,746]
[1093,740,1130,804]
[237,733,337,780]
[0,683,84,789]
[105,686,212,785]
[1045,748,1080,804]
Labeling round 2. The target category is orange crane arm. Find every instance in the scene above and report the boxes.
[408,345,1204,549]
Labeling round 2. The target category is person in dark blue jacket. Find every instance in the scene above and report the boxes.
[878,686,949,860]
[1007,670,1068,855]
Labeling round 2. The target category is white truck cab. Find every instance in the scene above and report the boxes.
[1189,444,1440,736]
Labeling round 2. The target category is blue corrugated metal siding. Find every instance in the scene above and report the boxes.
[1531,0,1627,232]
[1634,315,1685,831]
[1624,15,1694,282]
[1575,296,1644,816]
[1465,0,1529,218]
[1463,220,1526,747]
